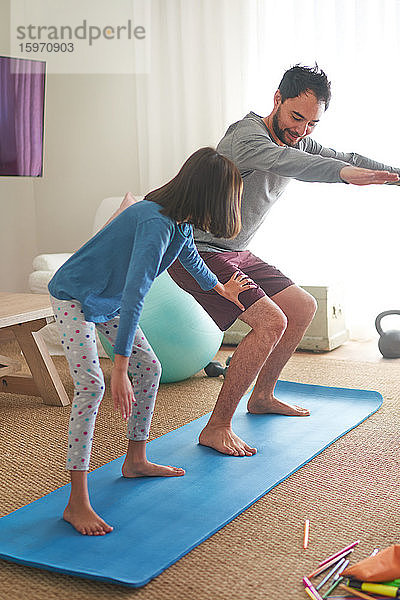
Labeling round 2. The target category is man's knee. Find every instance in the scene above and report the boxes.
[240,297,288,347]
[272,285,317,329]
[297,289,317,326]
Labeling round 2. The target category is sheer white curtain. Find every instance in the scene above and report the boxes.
[135,0,400,338]
[134,0,257,188]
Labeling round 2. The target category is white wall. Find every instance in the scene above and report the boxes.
[0,178,37,292]
[35,73,141,254]
[0,0,38,292]
[0,0,142,291]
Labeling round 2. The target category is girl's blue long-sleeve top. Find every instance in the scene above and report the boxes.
[48,200,218,356]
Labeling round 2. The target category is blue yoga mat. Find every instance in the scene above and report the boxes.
[0,380,382,587]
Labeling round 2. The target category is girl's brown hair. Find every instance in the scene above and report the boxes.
[145,147,242,239]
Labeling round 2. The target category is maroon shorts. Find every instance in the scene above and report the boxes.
[168,250,294,331]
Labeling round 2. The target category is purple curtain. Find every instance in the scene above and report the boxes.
[0,57,45,176]
[0,59,18,172]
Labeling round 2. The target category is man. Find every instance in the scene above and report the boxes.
[168,64,400,458]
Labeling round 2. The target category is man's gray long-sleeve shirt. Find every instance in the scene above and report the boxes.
[195,111,399,252]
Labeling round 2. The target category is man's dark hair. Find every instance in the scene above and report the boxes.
[278,64,331,109]
[145,147,242,239]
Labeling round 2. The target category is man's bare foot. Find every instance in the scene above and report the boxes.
[122,459,185,478]
[63,503,113,536]
[199,424,257,457]
[247,395,310,416]
[120,191,137,212]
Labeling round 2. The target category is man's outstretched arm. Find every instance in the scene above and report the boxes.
[233,130,399,186]
[303,138,400,185]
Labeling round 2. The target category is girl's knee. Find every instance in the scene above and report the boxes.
[75,369,105,394]
[74,368,105,403]
[149,355,162,385]
[150,353,161,372]
[134,347,161,380]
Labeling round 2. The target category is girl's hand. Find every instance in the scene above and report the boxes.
[214,271,256,311]
[111,363,134,421]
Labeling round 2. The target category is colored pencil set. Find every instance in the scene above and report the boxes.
[301,524,400,599]
[302,538,360,599]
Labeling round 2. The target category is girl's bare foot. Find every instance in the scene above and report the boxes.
[122,459,185,478]
[63,503,113,536]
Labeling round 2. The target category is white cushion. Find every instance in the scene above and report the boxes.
[92,195,144,235]
[29,270,54,294]
[32,253,73,272]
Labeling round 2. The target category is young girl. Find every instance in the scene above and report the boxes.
[48,147,253,536]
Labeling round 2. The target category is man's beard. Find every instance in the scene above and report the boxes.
[272,111,298,147]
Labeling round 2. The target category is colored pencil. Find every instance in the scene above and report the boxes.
[322,576,343,598]
[332,558,350,581]
[316,557,347,590]
[303,576,324,600]
[305,587,319,600]
[309,549,354,578]
[304,519,310,549]
[338,583,378,600]
[318,540,360,568]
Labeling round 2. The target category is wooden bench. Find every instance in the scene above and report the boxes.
[0,292,69,406]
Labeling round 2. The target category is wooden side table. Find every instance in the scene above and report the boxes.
[0,292,69,406]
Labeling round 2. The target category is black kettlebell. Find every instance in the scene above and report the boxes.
[375,310,400,358]
[204,354,233,378]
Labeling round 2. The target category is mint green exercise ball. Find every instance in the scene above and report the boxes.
[98,271,223,383]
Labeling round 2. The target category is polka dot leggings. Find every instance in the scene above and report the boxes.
[50,296,161,471]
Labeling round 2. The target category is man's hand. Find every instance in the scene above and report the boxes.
[213,271,256,311]
[340,166,399,186]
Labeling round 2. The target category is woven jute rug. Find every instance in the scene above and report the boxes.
[1,341,399,600]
